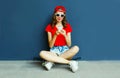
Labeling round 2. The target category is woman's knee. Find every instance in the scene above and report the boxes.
[73,45,80,53]
[39,50,46,57]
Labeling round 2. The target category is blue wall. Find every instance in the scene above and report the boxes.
[0,0,120,60]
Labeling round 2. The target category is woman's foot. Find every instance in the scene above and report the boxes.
[69,61,78,73]
[42,61,54,70]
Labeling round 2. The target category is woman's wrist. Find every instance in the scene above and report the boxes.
[64,34,67,38]
[54,33,58,37]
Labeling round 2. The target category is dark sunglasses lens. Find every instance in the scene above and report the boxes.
[61,15,64,17]
[56,14,60,16]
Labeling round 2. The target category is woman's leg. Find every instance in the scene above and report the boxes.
[59,45,80,60]
[39,50,70,64]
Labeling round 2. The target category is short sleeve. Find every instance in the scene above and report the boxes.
[45,24,52,32]
[66,23,72,33]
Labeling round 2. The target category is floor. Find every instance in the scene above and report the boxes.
[0,61,120,78]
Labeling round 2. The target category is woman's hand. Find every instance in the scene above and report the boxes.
[55,29,66,36]
[55,30,60,35]
[60,29,66,36]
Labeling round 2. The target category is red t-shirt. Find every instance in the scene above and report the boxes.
[45,23,72,46]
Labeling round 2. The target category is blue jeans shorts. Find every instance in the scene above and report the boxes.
[50,46,69,55]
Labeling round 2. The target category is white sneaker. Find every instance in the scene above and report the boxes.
[42,61,54,70]
[69,61,78,73]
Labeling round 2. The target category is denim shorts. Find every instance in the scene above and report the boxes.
[50,46,69,55]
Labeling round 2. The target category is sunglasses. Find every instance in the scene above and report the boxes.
[55,14,65,17]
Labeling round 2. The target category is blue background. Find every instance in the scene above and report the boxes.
[0,0,120,60]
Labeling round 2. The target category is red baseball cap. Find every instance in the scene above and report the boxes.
[54,6,66,13]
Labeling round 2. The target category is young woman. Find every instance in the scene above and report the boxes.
[39,6,80,73]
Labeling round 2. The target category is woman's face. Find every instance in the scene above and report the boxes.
[55,12,65,22]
